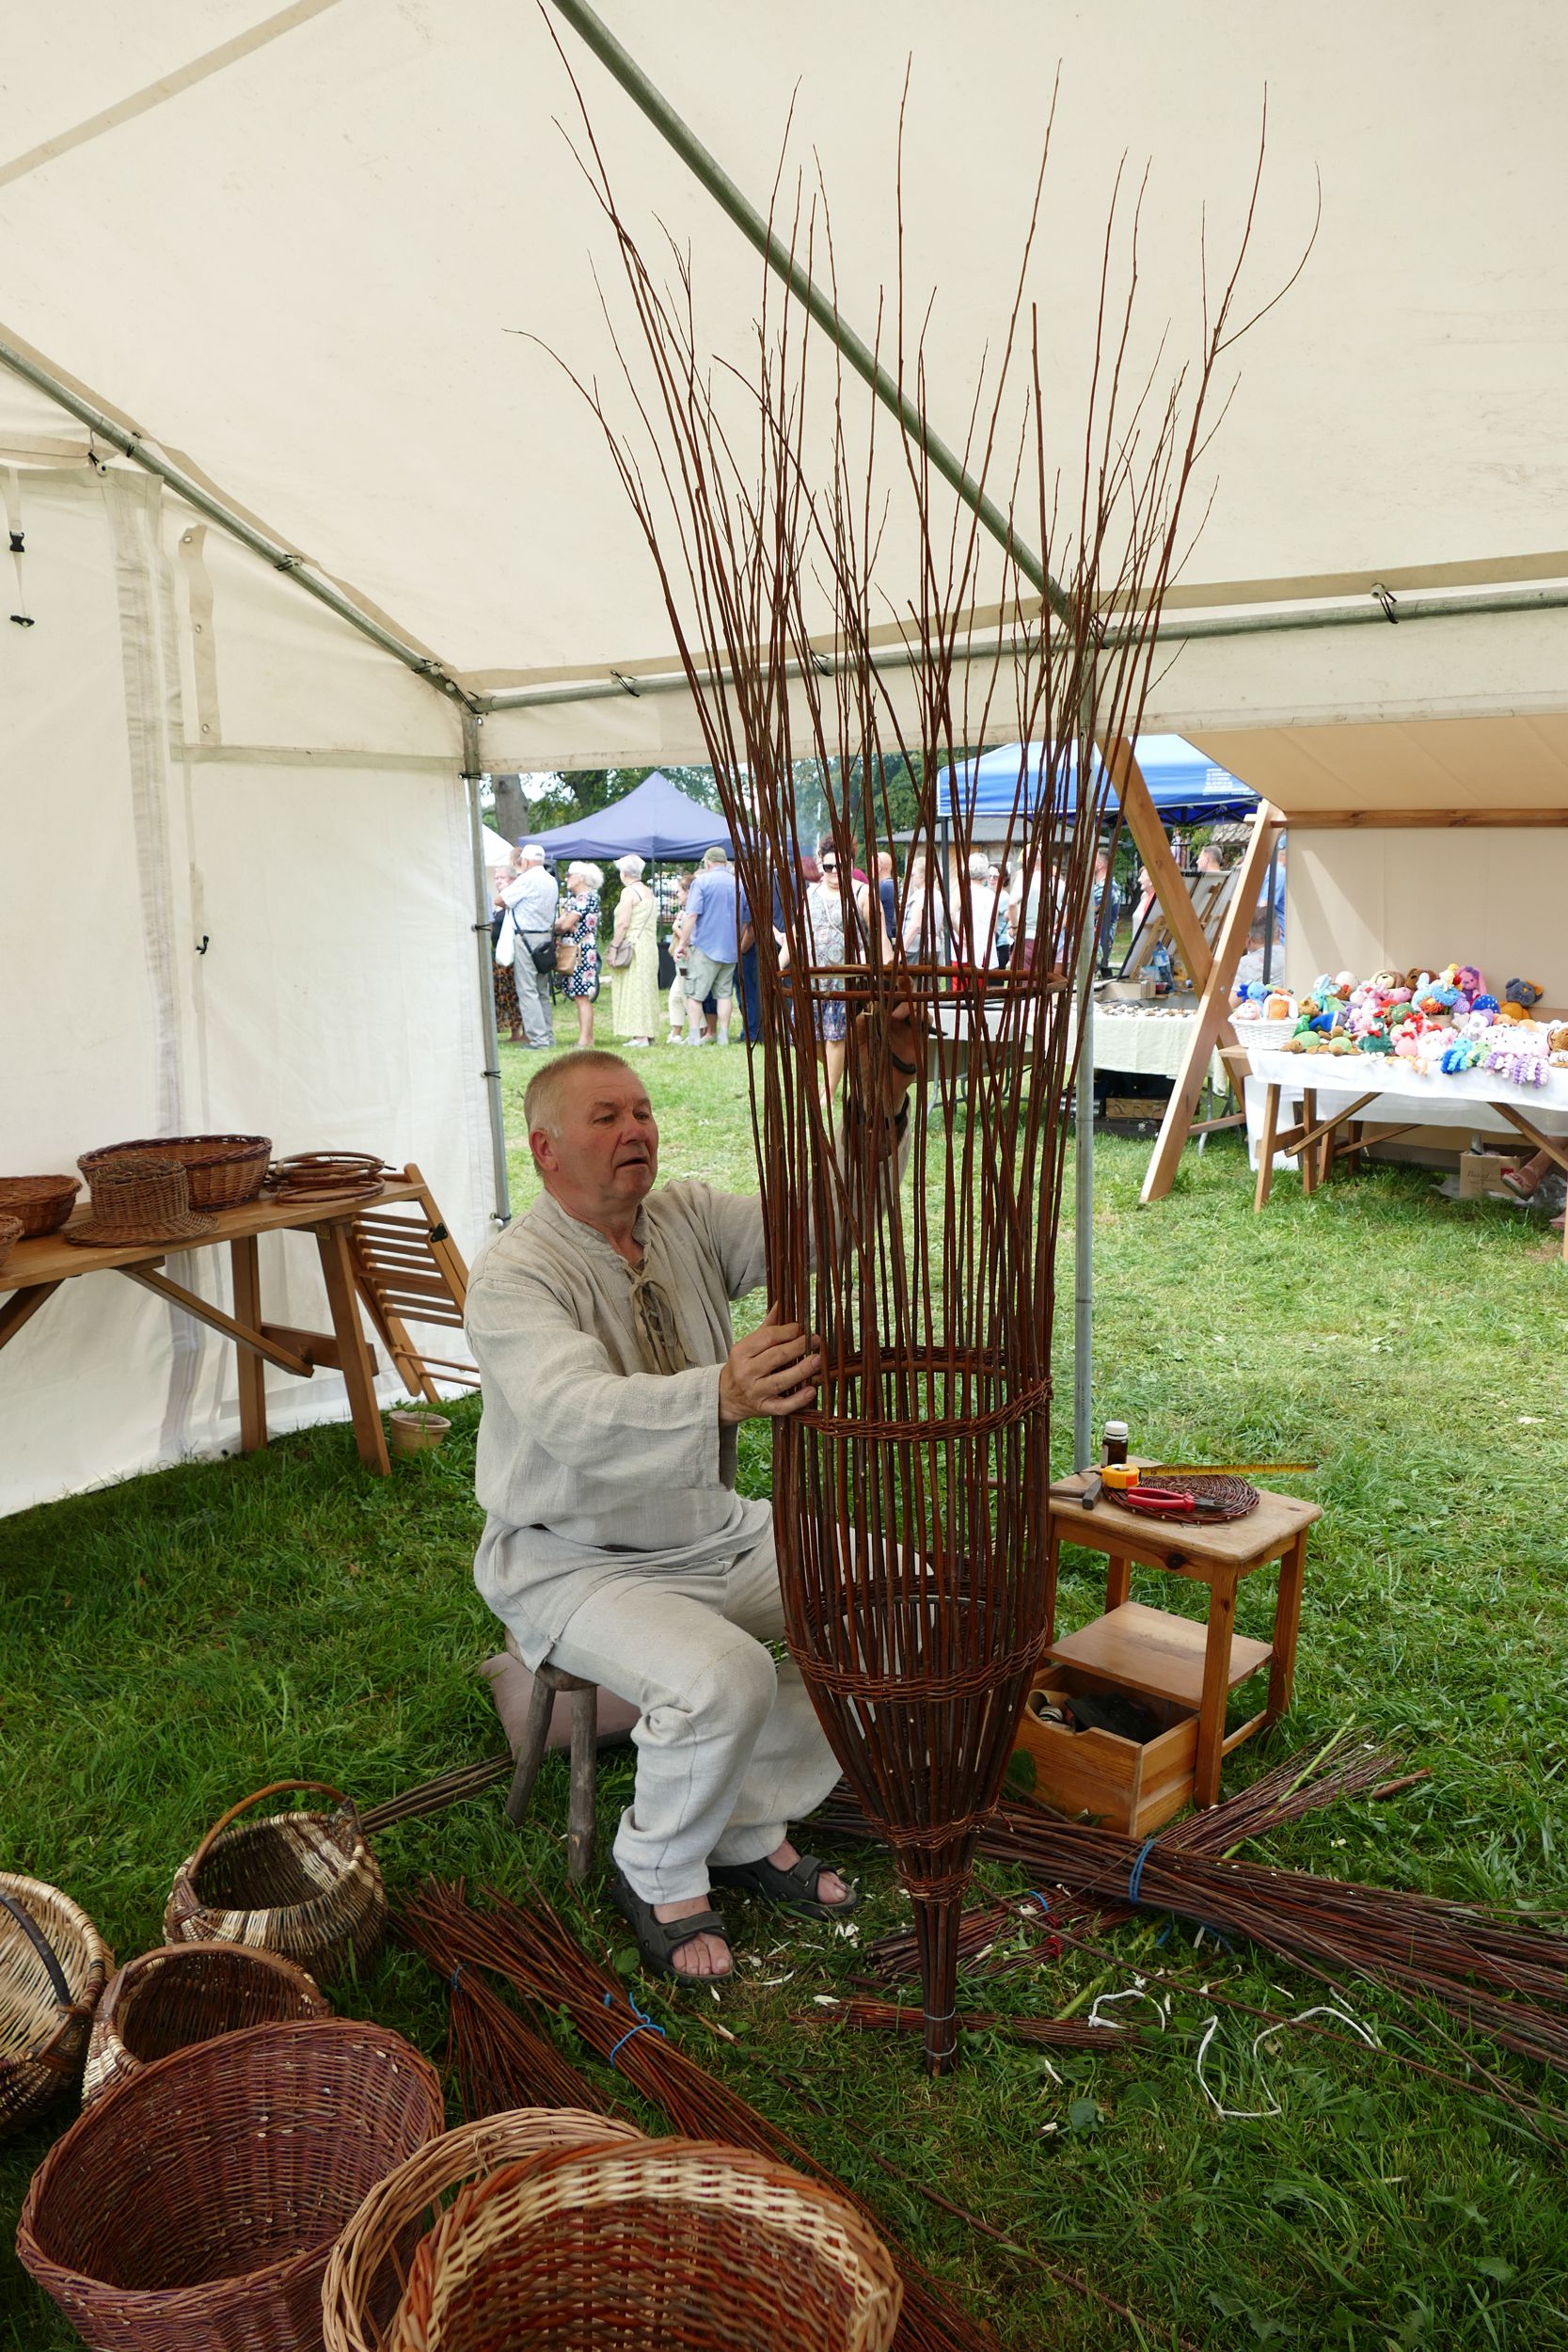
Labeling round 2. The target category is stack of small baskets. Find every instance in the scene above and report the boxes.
[267,1152,391,1206]
[78,1135,273,1211]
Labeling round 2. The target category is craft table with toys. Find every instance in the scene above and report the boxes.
[1041,1468,1322,1810]
[1232,1047,1568,1256]
[0,1167,468,1477]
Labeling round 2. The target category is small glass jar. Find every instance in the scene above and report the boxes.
[1101,1419,1129,1467]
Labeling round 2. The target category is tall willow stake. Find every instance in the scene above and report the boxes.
[562,94,1289,2070]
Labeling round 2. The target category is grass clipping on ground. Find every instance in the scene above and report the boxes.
[3,1043,1567,2349]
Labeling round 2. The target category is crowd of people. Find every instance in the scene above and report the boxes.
[490,828,1281,1072]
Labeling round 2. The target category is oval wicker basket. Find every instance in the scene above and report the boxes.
[1,1877,112,2139]
[386,2137,904,2352]
[0,1214,22,1275]
[0,1174,80,1238]
[82,1941,330,2107]
[323,2107,645,2352]
[78,1135,272,1210]
[164,1780,386,1983]
[18,2016,444,2352]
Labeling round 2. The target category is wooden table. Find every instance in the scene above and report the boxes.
[1045,1470,1322,1805]
[1236,1047,1568,1258]
[0,1179,427,1476]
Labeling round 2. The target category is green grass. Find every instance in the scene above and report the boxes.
[4,1005,1567,2349]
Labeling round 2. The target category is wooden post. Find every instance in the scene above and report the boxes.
[1108,739,1220,991]
[1140,803,1284,1205]
[1253,1083,1280,1212]
[230,1236,267,1453]
[315,1220,390,1474]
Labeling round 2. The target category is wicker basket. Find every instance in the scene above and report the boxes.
[386,2137,904,2352]
[0,1174,80,1238]
[1,1877,112,2138]
[18,2017,444,2352]
[323,2108,645,2352]
[0,1213,22,1275]
[164,1780,386,1983]
[79,1135,272,1210]
[83,1941,330,2107]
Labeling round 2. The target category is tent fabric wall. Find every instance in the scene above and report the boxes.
[1,413,491,1519]
[1283,832,1568,1007]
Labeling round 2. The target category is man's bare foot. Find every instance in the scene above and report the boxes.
[652,1892,732,1979]
[767,1836,851,1909]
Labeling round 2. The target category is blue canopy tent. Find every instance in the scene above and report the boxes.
[516,770,731,862]
[936,734,1257,826]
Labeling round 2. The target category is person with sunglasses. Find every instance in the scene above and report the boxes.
[465,1024,921,1986]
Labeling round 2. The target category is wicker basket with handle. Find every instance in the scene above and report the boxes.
[18,2016,443,2352]
[78,1135,272,1210]
[164,1779,386,1982]
[82,1940,329,2106]
[0,1877,112,2138]
[323,2108,645,2352]
[386,2136,904,2352]
[0,1174,80,1237]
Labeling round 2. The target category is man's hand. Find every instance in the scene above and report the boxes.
[718,1303,822,1425]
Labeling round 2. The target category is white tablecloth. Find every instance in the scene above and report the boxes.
[1070,1005,1227,1091]
[1242,1046,1568,1165]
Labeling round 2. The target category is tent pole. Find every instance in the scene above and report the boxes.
[462,709,513,1226]
[1072,884,1096,1471]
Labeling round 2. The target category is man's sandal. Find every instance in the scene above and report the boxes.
[610,1866,734,1983]
[708,1851,860,1920]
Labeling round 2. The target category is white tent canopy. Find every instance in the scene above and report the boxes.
[4,2,1566,1511]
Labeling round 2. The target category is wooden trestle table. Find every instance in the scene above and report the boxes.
[0,1176,431,1477]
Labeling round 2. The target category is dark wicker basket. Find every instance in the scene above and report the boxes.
[164,1780,386,1983]
[386,2137,904,2352]
[79,1136,272,1210]
[0,1174,80,1238]
[1,1877,112,2138]
[83,1942,330,2106]
[266,1153,390,1205]
[18,2017,444,2352]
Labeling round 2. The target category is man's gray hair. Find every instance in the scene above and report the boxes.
[968,850,991,880]
[703,844,729,866]
[524,1048,637,1137]
[518,842,546,866]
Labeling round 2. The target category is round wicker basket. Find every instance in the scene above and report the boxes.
[164,1780,386,1983]
[18,2017,444,2352]
[0,1214,22,1274]
[323,2108,645,2352]
[0,1174,80,1238]
[83,1941,330,2107]
[78,1136,272,1211]
[386,2137,904,2352]
[0,1877,112,2138]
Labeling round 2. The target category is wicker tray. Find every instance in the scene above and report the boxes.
[1,1877,112,2138]
[83,1941,329,2107]
[0,1175,80,1238]
[79,1136,272,1210]
[164,1779,386,1983]
[267,1153,391,1206]
[1126,1472,1259,1523]
[19,2017,443,2352]
[323,2108,644,2352]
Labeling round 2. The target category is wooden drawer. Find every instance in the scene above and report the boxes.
[1011,1663,1196,1836]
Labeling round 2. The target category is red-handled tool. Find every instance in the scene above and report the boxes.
[1117,1484,1227,1517]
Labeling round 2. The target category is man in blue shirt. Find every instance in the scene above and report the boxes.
[674,846,740,1046]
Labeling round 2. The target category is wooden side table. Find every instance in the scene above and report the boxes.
[1044,1472,1321,1805]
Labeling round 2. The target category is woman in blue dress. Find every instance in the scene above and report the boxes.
[554,859,603,1048]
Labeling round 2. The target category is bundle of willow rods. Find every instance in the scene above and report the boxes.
[399,1898,610,2117]
[399,1882,1003,2352]
[555,62,1293,2073]
[979,1813,1568,2076]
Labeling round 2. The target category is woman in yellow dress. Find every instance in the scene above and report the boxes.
[610,852,660,1047]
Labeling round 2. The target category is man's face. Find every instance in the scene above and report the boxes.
[531,1066,659,1220]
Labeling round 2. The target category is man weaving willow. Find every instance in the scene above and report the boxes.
[466,1019,920,1982]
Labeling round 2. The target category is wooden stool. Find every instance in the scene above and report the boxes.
[504,1662,598,1882]
[1043,1471,1322,1806]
